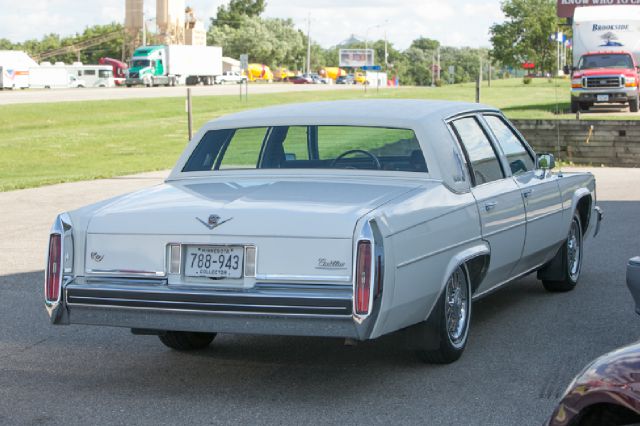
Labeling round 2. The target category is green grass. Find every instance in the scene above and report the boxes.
[0,78,633,191]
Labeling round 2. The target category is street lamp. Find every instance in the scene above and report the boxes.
[364,24,380,67]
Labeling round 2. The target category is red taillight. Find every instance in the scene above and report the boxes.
[46,234,61,302]
[355,241,372,315]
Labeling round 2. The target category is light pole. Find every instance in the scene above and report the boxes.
[364,24,381,66]
[305,13,311,75]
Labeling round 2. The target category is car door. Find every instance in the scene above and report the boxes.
[481,114,564,272]
[449,115,527,293]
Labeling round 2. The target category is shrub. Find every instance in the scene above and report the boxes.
[523,76,532,85]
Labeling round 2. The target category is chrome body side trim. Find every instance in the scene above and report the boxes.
[85,269,165,277]
[397,236,482,269]
[254,274,351,283]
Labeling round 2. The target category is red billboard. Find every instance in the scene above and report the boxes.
[557,0,639,18]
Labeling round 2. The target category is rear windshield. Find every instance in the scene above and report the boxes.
[182,126,427,173]
[578,54,634,70]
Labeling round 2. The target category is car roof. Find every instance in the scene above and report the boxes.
[208,99,498,129]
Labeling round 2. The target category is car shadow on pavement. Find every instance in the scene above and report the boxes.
[0,268,587,368]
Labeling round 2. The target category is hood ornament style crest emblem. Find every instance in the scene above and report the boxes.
[196,214,233,230]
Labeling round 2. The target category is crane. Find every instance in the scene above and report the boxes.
[33,30,122,62]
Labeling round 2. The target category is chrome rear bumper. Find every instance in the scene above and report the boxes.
[56,277,375,340]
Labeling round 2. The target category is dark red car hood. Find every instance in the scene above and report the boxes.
[548,341,640,425]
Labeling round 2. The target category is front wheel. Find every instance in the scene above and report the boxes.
[416,265,471,364]
[159,331,216,351]
[543,213,583,292]
[630,96,639,112]
[571,100,579,113]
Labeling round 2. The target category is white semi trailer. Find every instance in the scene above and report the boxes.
[125,45,223,87]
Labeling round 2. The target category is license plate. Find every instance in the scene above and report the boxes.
[597,94,609,102]
[184,245,244,279]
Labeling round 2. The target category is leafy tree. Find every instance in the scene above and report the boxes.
[410,37,440,52]
[0,38,16,50]
[208,16,305,69]
[489,0,559,73]
[213,0,266,28]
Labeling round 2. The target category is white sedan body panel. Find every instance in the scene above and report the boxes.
[45,100,601,344]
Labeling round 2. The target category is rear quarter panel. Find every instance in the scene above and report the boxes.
[557,171,597,237]
[368,183,483,337]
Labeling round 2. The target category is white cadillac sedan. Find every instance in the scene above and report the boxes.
[45,100,602,363]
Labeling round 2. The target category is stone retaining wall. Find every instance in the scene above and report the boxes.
[511,120,640,167]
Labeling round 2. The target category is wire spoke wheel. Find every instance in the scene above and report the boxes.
[567,219,582,282]
[445,267,469,348]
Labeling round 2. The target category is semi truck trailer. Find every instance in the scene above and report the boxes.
[125,45,222,87]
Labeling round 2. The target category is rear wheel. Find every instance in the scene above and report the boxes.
[416,265,471,364]
[543,213,583,292]
[159,331,216,351]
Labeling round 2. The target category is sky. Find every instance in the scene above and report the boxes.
[0,0,505,49]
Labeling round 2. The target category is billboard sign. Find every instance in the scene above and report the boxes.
[557,0,638,18]
[339,49,374,68]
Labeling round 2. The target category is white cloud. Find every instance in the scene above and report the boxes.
[0,0,505,49]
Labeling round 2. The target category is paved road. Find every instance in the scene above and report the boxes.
[0,83,365,105]
[0,168,638,425]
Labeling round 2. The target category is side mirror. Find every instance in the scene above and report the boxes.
[537,153,556,170]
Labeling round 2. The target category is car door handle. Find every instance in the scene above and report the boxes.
[484,201,497,211]
[522,189,533,198]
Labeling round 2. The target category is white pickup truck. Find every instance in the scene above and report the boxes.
[215,71,247,85]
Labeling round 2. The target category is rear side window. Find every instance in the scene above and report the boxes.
[483,115,534,176]
[182,128,266,171]
[450,117,504,185]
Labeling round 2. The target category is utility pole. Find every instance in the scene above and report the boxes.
[306,13,311,75]
[384,30,388,69]
[431,52,435,87]
[436,47,441,82]
[556,28,561,77]
[488,62,492,87]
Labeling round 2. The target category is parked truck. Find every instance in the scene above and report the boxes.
[125,45,222,87]
[98,57,128,86]
[246,63,273,82]
[0,50,37,89]
[66,63,115,88]
[570,5,640,112]
[28,66,78,89]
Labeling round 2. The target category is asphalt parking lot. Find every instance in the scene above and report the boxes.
[0,167,638,425]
